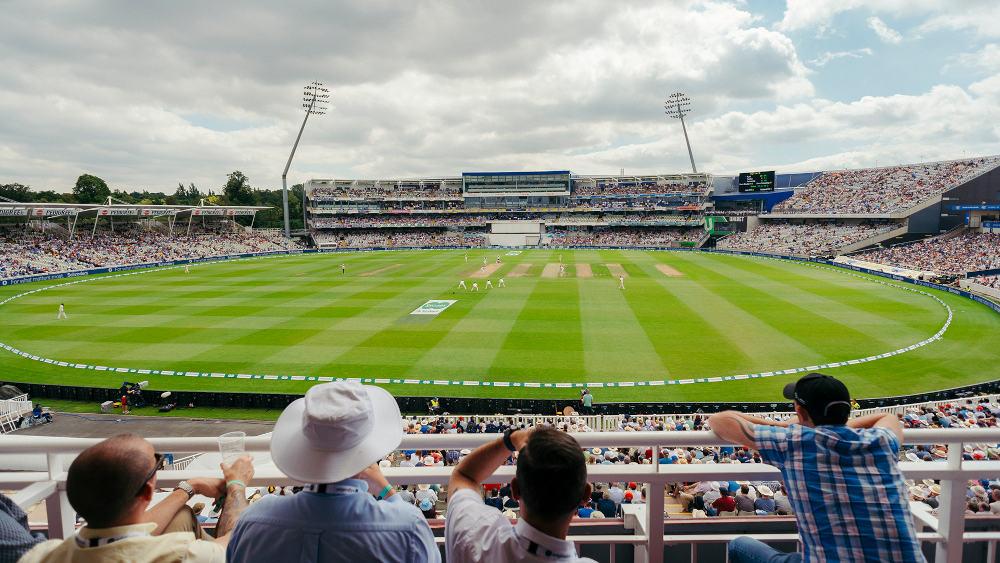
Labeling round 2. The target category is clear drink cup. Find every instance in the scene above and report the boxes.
[218,431,246,465]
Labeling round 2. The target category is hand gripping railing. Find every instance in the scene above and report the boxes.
[4,428,1000,563]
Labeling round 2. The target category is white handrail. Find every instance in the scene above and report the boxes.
[3,428,999,563]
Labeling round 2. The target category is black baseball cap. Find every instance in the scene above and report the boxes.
[782,372,851,417]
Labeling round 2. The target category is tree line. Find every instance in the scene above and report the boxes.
[0,172,304,230]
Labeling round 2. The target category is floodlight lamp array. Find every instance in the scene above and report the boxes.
[302,81,330,115]
[664,92,692,119]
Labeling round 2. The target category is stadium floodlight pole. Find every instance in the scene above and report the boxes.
[281,80,329,238]
[665,92,697,174]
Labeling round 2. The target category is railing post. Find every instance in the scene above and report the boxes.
[44,453,74,539]
[646,445,663,563]
[934,442,965,563]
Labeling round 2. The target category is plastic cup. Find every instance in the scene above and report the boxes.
[218,431,246,465]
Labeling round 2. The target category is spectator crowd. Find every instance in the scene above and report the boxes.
[856,233,1000,275]
[771,157,1000,215]
[717,222,892,256]
[9,377,1000,563]
[0,224,297,279]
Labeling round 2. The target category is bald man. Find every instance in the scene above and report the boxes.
[20,434,255,563]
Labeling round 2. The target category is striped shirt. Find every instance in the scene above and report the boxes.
[755,424,925,563]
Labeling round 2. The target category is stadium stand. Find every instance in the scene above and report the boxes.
[770,157,1000,215]
[7,393,1000,562]
[854,233,1000,275]
[0,224,298,279]
[973,275,1000,289]
[716,222,894,256]
[305,174,713,250]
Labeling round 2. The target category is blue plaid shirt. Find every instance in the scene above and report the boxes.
[755,424,925,563]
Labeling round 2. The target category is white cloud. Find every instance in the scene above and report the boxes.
[943,44,1000,74]
[808,48,873,67]
[0,0,817,191]
[778,2,1000,39]
[694,75,1000,174]
[867,17,902,44]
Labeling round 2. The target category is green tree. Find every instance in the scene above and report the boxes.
[111,189,135,204]
[34,190,65,203]
[0,183,32,202]
[223,171,258,206]
[73,174,111,204]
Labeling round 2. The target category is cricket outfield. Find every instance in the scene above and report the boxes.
[1,249,998,403]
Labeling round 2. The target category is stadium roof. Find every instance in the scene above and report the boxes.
[0,202,271,219]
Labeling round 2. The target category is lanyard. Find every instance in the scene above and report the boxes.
[75,531,151,548]
[303,483,362,495]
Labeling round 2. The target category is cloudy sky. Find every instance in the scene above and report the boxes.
[1,1,998,194]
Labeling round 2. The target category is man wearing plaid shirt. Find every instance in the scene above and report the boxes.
[709,372,925,563]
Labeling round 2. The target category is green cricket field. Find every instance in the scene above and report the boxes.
[1,249,998,403]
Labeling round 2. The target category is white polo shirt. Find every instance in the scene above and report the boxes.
[445,489,596,563]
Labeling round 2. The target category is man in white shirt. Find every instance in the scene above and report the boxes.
[20,434,255,563]
[445,426,596,562]
[607,483,624,505]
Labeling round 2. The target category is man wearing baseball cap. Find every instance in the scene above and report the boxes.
[225,381,440,563]
[709,372,924,563]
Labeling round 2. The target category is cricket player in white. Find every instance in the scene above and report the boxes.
[559,254,562,263]
[57,303,68,319]
[480,266,485,275]
[485,280,493,289]
[184,263,189,273]
[483,257,487,266]
[560,264,565,275]
[619,275,625,289]
[465,253,468,262]
[458,280,467,289]
[471,282,479,291]
[498,278,505,287]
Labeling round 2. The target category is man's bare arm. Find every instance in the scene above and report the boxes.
[212,453,255,547]
[848,412,903,442]
[449,429,531,493]
[708,411,791,449]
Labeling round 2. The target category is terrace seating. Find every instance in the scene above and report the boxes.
[771,157,1000,215]
[855,233,1000,275]
[717,222,892,256]
[0,226,297,279]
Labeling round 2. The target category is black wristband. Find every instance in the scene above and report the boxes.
[503,428,518,452]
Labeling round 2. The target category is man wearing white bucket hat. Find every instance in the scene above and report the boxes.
[226,381,440,563]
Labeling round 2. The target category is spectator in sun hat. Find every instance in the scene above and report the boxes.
[225,381,440,563]
[711,372,924,563]
[419,498,438,519]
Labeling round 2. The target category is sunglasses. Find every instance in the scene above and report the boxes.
[135,453,166,496]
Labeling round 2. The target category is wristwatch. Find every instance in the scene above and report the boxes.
[176,481,195,499]
[503,428,518,452]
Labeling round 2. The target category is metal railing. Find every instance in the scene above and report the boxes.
[0,394,32,433]
[420,394,1000,434]
[4,429,1000,563]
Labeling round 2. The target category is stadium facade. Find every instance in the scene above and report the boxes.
[302,156,1000,271]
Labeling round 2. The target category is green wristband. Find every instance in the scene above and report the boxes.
[226,480,246,489]
[376,485,393,500]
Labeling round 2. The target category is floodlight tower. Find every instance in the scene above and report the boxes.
[281,81,329,238]
[665,92,697,174]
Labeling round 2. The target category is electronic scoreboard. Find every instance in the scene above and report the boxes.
[738,171,775,192]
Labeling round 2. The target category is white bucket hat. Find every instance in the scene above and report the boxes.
[271,381,402,483]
